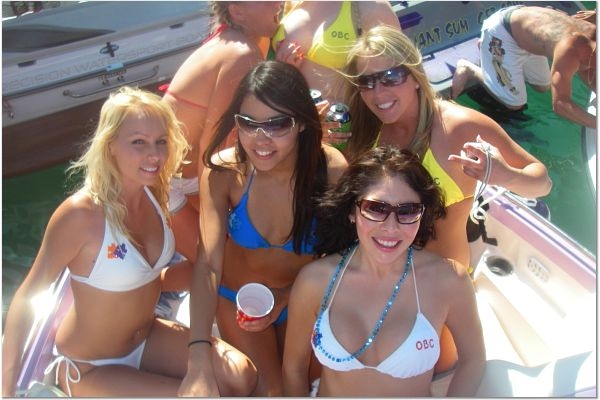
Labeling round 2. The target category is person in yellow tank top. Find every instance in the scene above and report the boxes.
[270,1,400,148]
[341,25,552,382]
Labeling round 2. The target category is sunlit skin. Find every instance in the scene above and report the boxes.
[273,1,400,145]
[451,6,596,128]
[353,50,551,375]
[163,1,283,263]
[2,107,256,397]
[356,55,552,269]
[182,92,348,396]
[283,176,486,396]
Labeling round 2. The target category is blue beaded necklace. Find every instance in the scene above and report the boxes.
[312,242,414,362]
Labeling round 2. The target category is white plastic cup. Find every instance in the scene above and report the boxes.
[236,283,274,325]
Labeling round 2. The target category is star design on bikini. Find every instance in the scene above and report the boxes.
[107,242,127,260]
[228,211,240,231]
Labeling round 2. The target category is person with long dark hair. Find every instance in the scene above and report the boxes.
[180,60,347,396]
[283,146,485,396]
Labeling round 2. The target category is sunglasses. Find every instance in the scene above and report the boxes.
[354,65,409,91]
[356,199,425,224]
[234,114,296,138]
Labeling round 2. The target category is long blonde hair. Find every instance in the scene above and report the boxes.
[68,87,189,243]
[343,25,438,159]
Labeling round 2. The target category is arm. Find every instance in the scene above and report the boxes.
[447,104,552,198]
[178,167,232,397]
[550,36,596,129]
[2,198,86,396]
[444,260,486,396]
[323,144,350,184]
[282,261,325,396]
[359,0,402,31]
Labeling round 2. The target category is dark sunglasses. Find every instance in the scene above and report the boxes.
[234,114,296,138]
[355,65,409,91]
[356,199,425,224]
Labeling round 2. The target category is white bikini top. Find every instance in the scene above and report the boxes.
[311,245,440,379]
[70,186,175,292]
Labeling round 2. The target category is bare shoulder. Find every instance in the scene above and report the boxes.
[169,31,259,92]
[46,190,103,242]
[294,253,339,295]
[204,148,243,186]
[359,0,400,29]
[437,99,503,141]
[412,249,471,288]
[322,144,349,184]
[210,147,238,166]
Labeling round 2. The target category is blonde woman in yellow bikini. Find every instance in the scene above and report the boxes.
[341,25,552,380]
[271,1,400,147]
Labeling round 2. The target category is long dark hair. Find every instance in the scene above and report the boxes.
[204,60,328,254]
[315,146,446,255]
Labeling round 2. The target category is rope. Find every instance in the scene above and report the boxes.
[470,145,507,224]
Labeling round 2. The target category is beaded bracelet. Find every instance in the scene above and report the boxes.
[188,339,212,348]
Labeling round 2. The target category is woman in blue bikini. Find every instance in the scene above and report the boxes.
[163,1,283,263]
[181,60,348,396]
[283,146,485,396]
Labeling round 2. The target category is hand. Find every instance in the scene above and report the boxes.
[178,361,220,397]
[275,39,304,68]
[324,125,352,147]
[237,285,288,332]
[315,100,352,146]
[448,135,500,183]
[237,313,275,332]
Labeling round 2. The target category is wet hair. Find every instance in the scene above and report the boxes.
[67,86,188,243]
[204,60,327,254]
[342,25,439,160]
[314,145,446,255]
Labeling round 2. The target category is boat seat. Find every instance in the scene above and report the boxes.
[476,351,596,397]
[475,291,523,365]
[421,36,480,95]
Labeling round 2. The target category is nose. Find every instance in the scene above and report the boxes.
[380,211,401,230]
[372,79,386,93]
[147,143,161,160]
[253,127,272,140]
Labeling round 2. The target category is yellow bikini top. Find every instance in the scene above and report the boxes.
[421,148,468,207]
[271,1,357,69]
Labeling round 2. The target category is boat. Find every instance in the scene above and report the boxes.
[2,1,211,178]
[10,1,597,397]
[583,92,596,197]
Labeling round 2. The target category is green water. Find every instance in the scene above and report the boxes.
[2,78,597,325]
[458,76,597,255]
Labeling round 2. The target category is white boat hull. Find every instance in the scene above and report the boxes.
[469,187,596,396]
[3,2,211,126]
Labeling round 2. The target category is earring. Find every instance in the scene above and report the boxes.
[415,84,420,90]
[349,216,355,224]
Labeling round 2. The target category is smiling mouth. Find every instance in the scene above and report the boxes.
[376,100,396,110]
[141,166,159,173]
[255,150,274,157]
[373,238,400,248]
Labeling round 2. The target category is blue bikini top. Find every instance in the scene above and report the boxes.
[228,170,316,254]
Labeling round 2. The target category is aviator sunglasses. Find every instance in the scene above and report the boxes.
[234,114,296,138]
[354,65,409,91]
[356,199,425,224]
